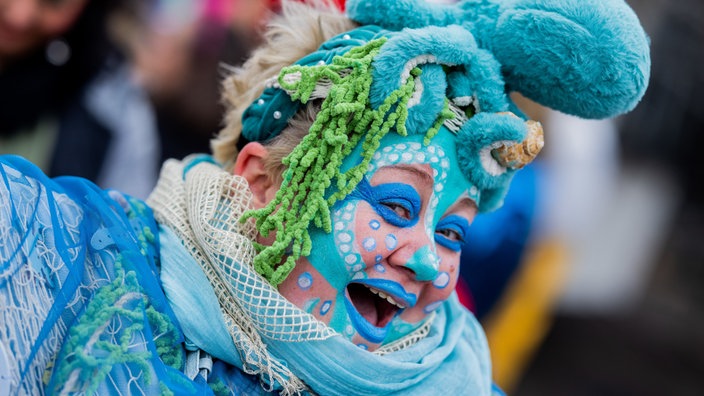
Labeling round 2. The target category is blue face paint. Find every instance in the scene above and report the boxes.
[404,245,440,281]
[369,220,381,230]
[320,300,332,316]
[423,300,443,314]
[303,298,320,314]
[300,127,478,346]
[343,297,387,343]
[362,237,377,252]
[432,271,451,289]
[354,278,418,307]
[297,272,314,290]
[384,234,398,250]
[434,214,471,252]
[349,178,422,228]
[343,278,418,343]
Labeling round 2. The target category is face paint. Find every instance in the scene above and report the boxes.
[278,126,478,350]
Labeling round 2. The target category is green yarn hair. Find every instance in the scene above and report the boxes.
[240,38,428,286]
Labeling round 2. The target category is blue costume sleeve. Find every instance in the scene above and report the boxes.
[0,155,214,395]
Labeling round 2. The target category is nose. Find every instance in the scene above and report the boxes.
[386,227,440,282]
[4,0,40,30]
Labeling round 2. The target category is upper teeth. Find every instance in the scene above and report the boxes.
[367,286,406,309]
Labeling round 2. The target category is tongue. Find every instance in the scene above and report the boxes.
[348,283,381,326]
[348,284,401,328]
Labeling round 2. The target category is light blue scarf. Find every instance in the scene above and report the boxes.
[159,226,495,395]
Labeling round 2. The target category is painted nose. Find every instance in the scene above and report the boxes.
[387,228,440,282]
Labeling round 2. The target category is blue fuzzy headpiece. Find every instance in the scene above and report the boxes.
[242,0,649,211]
[239,0,650,284]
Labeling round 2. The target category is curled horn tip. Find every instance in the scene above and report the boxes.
[492,120,544,170]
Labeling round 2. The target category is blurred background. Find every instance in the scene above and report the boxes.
[0,0,701,394]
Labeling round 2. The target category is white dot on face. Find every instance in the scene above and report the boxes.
[410,142,422,150]
[424,301,443,314]
[433,272,451,289]
[401,153,413,162]
[373,152,382,160]
[345,254,358,265]
[369,220,381,230]
[385,234,398,250]
[362,237,377,251]
[297,272,313,290]
[352,272,365,280]
[415,153,426,162]
[388,153,399,162]
[339,244,351,253]
[338,232,352,243]
[470,186,479,195]
[374,263,386,273]
[395,144,407,151]
[320,300,332,315]
[335,222,345,231]
[342,212,353,221]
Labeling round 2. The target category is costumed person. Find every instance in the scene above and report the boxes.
[0,0,650,394]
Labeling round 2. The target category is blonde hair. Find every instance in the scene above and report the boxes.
[212,0,357,172]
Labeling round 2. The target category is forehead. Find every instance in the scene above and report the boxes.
[343,127,480,211]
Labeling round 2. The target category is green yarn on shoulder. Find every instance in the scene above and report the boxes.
[241,38,420,286]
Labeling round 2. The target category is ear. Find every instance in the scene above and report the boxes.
[233,142,278,209]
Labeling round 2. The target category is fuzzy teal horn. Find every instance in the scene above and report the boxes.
[346,0,651,120]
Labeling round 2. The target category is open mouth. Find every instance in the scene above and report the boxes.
[348,283,405,327]
[344,279,417,343]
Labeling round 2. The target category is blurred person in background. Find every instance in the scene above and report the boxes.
[0,0,161,198]
[112,0,272,165]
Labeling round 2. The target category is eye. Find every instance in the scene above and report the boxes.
[372,183,421,228]
[436,227,463,242]
[381,201,412,220]
[435,215,471,252]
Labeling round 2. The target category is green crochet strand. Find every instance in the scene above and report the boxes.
[241,38,423,286]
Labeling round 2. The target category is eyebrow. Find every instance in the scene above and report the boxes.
[456,196,478,213]
[384,164,435,187]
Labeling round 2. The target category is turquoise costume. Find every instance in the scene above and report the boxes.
[0,155,493,395]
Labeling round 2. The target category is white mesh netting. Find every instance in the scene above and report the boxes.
[147,157,433,393]
[147,158,337,394]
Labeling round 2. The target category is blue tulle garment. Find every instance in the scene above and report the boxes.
[0,155,264,395]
